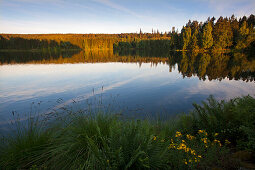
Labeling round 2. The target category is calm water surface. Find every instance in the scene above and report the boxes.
[0,50,254,127]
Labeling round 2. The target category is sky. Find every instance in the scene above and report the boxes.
[0,0,254,34]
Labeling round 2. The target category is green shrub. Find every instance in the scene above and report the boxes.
[176,95,255,150]
[0,95,254,169]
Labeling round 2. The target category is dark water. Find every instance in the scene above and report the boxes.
[0,50,255,126]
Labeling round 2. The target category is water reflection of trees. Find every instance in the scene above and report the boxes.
[0,50,254,82]
[171,52,255,82]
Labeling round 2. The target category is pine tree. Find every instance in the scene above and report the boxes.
[182,27,191,50]
[213,17,233,50]
[202,22,213,49]
[235,21,251,49]
[190,28,199,51]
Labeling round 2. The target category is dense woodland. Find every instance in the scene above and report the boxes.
[0,14,254,51]
[114,14,255,51]
[0,37,81,51]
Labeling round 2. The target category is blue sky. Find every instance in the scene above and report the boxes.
[0,0,254,34]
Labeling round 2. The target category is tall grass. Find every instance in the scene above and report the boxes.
[177,95,255,150]
[0,95,254,169]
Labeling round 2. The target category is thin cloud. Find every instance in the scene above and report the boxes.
[207,0,254,17]
[1,0,254,33]
[92,0,144,18]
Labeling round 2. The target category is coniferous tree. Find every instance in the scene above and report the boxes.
[182,27,192,50]
[236,21,254,50]
[230,15,240,46]
[190,28,199,51]
[202,22,213,49]
[247,14,255,27]
[213,17,233,50]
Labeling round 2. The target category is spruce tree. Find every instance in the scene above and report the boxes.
[202,22,213,49]
[235,21,251,49]
[182,27,191,50]
[191,28,199,51]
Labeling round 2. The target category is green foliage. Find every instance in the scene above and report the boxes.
[202,22,213,49]
[213,17,233,50]
[190,28,199,51]
[0,36,81,50]
[177,95,255,151]
[113,39,171,52]
[235,21,255,50]
[1,95,254,169]
[0,115,53,169]
[182,27,192,50]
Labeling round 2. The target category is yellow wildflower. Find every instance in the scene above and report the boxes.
[177,143,186,150]
[185,147,190,152]
[198,155,202,158]
[225,139,231,144]
[175,131,182,137]
[168,144,176,149]
[198,130,204,134]
[214,133,219,137]
[213,139,222,146]
[186,134,195,140]
[198,130,207,135]
[213,139,220,143]
[190,149,196,155]
[184,160,188,165]
[201,138,208,144]
[153,136,157,140]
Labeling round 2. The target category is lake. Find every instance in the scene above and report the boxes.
[0,50,255,128]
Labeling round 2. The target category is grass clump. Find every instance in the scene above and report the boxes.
[0,95,254,169]
[0,115,53,169]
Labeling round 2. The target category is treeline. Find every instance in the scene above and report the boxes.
[0,36,81,51]
[113,40,172,51]
[114,14,255,51]
[0,33,171,50]
[0,14,254,51]
[180,14,255,51]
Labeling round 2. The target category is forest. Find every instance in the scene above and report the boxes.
[0,14,254,52]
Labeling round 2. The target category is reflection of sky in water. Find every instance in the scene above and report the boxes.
[0,63,255,123]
